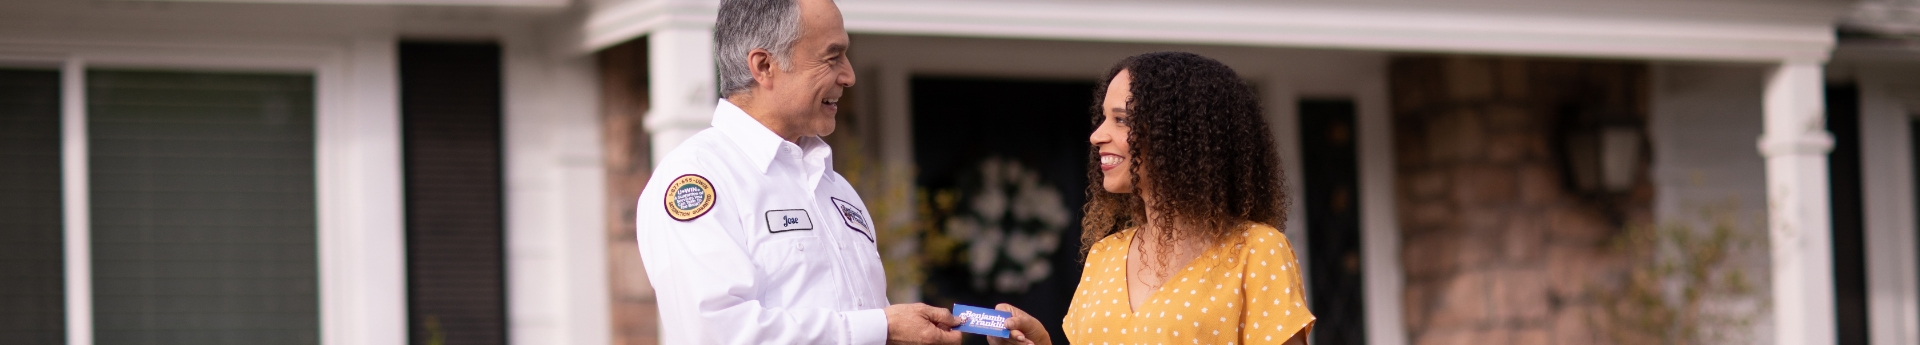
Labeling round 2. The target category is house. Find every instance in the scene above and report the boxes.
[2,0,1916,344]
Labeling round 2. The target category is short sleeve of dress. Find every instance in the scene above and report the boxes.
[1061,230,1131,344]
[1240,227,1315,343]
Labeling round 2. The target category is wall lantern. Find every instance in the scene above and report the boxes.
[1557,106,1645,197]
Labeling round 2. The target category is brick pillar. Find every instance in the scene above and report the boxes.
[599,39,659,345]
[1391,56,1652,345]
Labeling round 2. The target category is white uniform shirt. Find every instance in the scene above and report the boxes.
[636,99,890,344]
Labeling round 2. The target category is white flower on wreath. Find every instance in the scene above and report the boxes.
[945,157,1070,293]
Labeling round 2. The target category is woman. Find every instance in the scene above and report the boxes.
[991,52,1313,345]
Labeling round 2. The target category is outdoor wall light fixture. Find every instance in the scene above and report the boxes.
[1557,106,1645,198]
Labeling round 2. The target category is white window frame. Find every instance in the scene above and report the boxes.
[0,34,407,345]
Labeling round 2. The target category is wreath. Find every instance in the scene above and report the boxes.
[942,157,1071,293]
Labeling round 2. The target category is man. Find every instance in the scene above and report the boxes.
[634,0,963,344]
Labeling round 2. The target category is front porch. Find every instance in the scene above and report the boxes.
[589,0,1914,344]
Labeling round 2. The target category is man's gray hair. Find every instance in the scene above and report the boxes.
[715,0,804,97]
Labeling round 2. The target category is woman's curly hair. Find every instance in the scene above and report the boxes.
[1079,52,1289,266]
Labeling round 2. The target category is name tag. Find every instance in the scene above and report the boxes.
[952,304,1012,338]
[764,209,813,233]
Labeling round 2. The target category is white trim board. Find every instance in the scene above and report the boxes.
[500,28,612,345]
[585,0,1838,63]
[60,56,92,345]
[4,35,408,345]
[1353,70,1408,345]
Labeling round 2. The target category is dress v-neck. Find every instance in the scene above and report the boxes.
[1121,228,1206,314]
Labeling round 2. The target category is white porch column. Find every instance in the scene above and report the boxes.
[1760,60,1838,345]
[645,27,717,164]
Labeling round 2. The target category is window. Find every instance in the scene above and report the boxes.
[87,70,319,345]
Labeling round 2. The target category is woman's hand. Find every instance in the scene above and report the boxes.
[986,303,1052,345]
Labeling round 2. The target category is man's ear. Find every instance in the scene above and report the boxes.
[747,47,776,91]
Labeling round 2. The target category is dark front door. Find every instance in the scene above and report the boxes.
[911,76,1093,345]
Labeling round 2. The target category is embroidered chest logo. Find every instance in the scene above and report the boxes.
[663,174,716,221]
[829,197,873,243]
[765,209,813,233]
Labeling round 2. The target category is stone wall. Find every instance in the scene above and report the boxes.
[599,40,659,345]
[1391,56,1653,345]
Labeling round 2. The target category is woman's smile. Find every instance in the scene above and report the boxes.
[1099,153,1124,171]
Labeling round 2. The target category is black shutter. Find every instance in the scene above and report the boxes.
[1301,99,1367,345]
[400,41,507,345]
[1827,84,1867,345]
[0,68,64,345]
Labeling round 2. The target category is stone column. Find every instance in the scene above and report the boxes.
[600,39,658,345]
[645,27,716,163]
[1758,60,1837,345]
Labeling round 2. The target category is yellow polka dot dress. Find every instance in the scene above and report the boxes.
[1063,224,1314,344]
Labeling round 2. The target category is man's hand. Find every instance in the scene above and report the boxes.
[985,303,1052,345]
[884,303,962,345]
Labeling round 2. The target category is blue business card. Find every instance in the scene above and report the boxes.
[952,304,1012,338]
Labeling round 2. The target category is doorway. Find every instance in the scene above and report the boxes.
[910,76,1094,345]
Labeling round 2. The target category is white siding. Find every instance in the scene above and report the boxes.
[1649,62,1774,344]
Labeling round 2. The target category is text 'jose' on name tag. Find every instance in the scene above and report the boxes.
[952,304,1012,338]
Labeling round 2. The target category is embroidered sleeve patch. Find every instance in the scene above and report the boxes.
[664,174,717,221]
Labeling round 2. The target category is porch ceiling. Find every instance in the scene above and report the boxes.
[583,0,1850,62]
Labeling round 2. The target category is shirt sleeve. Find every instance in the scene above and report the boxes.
[635,155,888,345]
[1241,230,1316,344]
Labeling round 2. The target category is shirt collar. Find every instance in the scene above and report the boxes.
[711,99,834,176]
